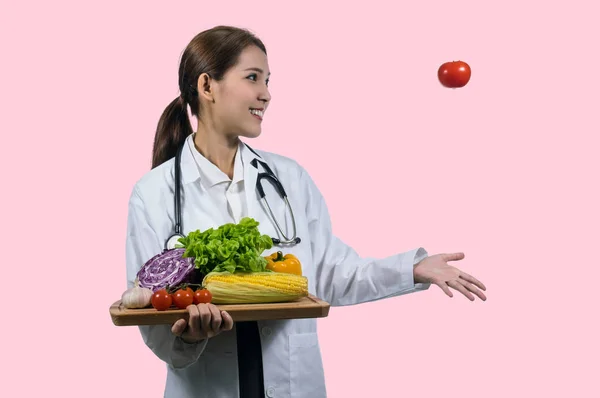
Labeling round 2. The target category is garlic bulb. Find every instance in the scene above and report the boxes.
[121,278,153,309]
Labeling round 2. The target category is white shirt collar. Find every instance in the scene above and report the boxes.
[186,134,245,188]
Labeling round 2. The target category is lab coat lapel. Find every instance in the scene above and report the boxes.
[244,155,260,220]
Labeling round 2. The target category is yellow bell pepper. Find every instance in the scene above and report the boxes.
[265,251,303,276]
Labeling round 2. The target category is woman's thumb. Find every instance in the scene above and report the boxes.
[442,252,465,262]
[171,319,187,335]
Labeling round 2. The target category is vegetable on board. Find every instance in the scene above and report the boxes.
[151,289,173,311]
[177,217,274,275]
[137,248,196,292]
[121,278,153,309]
[202,271,308,304]
[265,251,303,276]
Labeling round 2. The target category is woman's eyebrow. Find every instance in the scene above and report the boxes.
[244,67,271,76]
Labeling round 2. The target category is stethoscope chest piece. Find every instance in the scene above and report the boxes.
[165,233,185,250]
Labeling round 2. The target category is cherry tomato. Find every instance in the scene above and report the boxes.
[185,287,194,296]
[173,289,194,309]
[151,289,173,311]
[438,60,471,88]
[193,289,213,304]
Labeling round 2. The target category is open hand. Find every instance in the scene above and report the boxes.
[171,303,234,343]
[414,252,487,301]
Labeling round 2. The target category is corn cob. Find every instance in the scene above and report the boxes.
[202,271,309,304]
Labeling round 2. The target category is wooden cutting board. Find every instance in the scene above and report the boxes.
[110,294,330,326]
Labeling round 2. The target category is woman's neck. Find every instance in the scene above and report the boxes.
[194,124,239,180]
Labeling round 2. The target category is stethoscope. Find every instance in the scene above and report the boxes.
[165,141,302,250]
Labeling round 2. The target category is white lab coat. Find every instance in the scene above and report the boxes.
[125,134,430,398]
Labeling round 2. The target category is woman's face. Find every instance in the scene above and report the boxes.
[210,45,271,139]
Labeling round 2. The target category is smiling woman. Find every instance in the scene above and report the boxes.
[125,24,487,398]
[151,26,271,175]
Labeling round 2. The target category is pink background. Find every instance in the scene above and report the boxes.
[2,0,599,396]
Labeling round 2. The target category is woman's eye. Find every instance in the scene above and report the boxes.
[247,74,268,86]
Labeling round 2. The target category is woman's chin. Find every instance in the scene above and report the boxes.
[239,128,262,139]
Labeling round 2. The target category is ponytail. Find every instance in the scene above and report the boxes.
[151,96,193,169]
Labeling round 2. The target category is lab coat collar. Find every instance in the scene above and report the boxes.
[239,140,263,169]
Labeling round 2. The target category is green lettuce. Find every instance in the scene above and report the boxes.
[177,217,274,275]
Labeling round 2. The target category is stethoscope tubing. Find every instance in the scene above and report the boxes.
[165,141,300,250]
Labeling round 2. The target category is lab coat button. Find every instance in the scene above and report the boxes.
[262,327,272,337]
[266,386,275,397]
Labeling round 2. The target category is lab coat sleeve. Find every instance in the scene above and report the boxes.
[300,168,431,307]
[125,185,208,369]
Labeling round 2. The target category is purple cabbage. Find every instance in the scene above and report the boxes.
[137,248,195,292]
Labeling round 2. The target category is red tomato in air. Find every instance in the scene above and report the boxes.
[438,61,471,88]
[151,289,173,311]
[173,289,194,309]
[193,289,213,304]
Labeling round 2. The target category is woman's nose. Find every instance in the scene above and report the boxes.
[259,85,271,103]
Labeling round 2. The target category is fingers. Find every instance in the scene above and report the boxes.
[187,304,201,334]
[457,279,487,301]
[460,271,486,291]
[221,311,234,331]
[434,277,487,301]
[442,252,465,262]
[207,304,223,333]
[173,304,235,343]
[174,304,234,342]
[447,280,475,301]
[198,304,212,333]
[435,281,454,298]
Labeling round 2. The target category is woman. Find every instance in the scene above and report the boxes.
[125,25,487,398]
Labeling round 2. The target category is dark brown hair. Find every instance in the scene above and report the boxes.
[151,26,267,169]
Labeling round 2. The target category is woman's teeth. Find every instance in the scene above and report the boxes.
[250,109,264,118]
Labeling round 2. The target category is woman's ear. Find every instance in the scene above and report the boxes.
[197,73,215,103]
